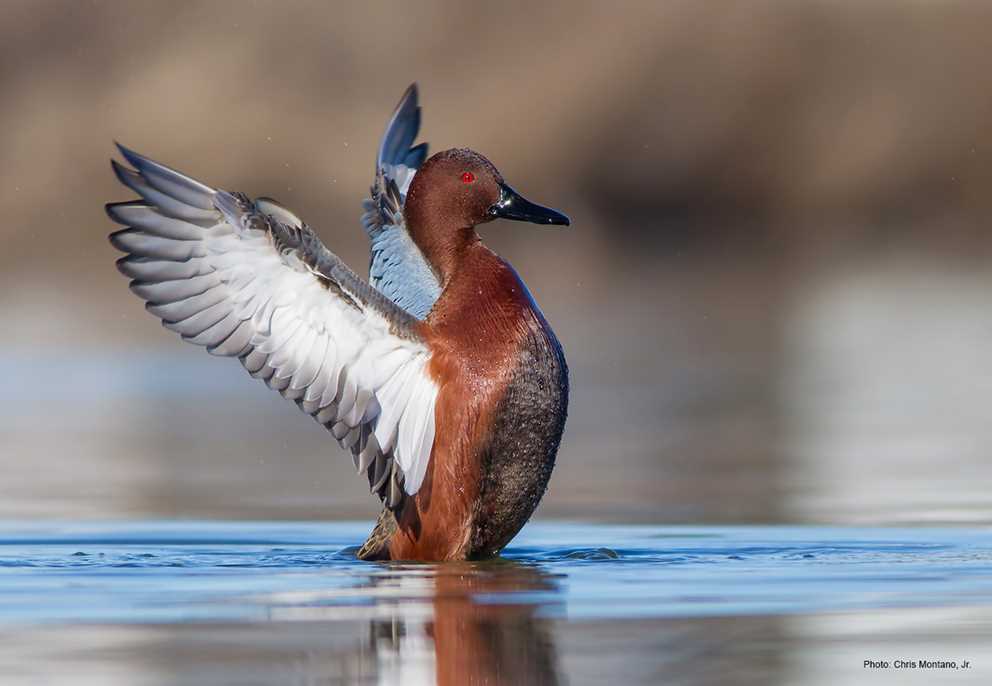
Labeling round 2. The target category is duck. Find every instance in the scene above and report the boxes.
[106,84,569,561]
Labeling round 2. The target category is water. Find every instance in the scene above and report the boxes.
[1,522,991,685]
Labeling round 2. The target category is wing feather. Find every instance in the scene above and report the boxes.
[361,84,442,320]
[129,272,222,303]
[111,161,218,225]
[116,143,215,209]
[108,146,439,501]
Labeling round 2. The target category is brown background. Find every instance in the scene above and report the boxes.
[3,0,992,525]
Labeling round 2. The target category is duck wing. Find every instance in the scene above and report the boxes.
[360,84,441,320]
[107,145,437,507]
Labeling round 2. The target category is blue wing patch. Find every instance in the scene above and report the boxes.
[361,84,441,320]
[368,219,442,319]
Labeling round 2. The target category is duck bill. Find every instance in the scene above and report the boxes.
[490,183,570,226]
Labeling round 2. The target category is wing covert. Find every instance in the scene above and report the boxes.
[361,84,442,320]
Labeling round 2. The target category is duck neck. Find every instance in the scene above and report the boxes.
[406,213,479,287]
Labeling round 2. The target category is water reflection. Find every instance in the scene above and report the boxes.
[369,561,561,686]
[3,522,992,684]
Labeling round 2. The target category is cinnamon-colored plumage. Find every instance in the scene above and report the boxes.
[106,86,569,563]
[389,243,540,560]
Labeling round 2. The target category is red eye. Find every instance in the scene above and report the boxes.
[461,171,475,184]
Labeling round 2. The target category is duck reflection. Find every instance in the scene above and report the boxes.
[370,561,562,686]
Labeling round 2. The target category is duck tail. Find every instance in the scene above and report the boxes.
[357,507,399,560]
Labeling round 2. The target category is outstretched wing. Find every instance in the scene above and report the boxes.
[361,84,442,320]
[107,144,438,507]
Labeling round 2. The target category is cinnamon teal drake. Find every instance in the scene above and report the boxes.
[107,84,569,561]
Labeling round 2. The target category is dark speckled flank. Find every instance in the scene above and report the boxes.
[470,311,569,558]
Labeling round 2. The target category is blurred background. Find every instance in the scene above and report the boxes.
[3,0,992,528]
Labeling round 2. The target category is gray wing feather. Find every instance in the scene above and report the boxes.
[116,142,214,210]
[378,85,421,168]
[108,146,439,508]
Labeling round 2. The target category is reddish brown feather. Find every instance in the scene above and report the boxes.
[384,149,551,561]
[387,243,537,560]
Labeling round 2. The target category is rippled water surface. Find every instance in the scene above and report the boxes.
[2,522,991,685]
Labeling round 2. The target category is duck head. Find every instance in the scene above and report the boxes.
[407,148,569,229]
[404,148,569,279]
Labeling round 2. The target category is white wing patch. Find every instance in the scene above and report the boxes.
[108,145,438,504]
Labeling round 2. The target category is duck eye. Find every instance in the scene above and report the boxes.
[461,171,475,184]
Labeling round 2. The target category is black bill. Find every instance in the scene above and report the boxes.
[489,183,570,226]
